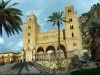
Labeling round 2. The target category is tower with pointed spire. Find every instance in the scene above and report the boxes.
[23,4,83,62]
[23,12,40,62]
[64,4,83,57]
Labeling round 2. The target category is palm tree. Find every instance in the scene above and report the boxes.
[0,0,23,36]
[47,12,67,68]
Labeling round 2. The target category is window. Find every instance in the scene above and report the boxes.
[27,47,30,50]
[72,33,74,37]
[68,9,71,13]
[28,26,31,29]
[28,39,30,43]
[70,25,74,29]
[30,18,31,21]
[73,42,77,47]
[69,18,72,22]
[28,33,31,36]
[63,29,65,40]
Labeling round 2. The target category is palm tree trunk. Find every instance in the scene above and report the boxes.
[57,24,61,68]
[58,25,60,59]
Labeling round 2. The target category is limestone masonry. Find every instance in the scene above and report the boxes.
[23,4,83,62]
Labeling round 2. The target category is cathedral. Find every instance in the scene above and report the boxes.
[23,4,83,62]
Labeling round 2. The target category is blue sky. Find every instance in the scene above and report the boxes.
[0,0,100,52]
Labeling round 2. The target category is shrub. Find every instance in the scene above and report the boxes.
[71,68,100,75]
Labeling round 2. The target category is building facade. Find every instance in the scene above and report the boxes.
[0,52,20,64]
[23,4,83,62]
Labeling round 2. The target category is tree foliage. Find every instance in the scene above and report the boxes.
[0,0,23,36]
[80,3,100,59]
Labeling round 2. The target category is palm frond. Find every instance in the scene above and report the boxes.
[3,21,12,36]
[9,3,19,7]
[0,25,2,36]
[52,21,57,26]
[0,0,23,36]
[47,11,65,27]
[2,0,11,8]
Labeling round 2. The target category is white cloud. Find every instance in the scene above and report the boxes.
[13,41,23,52]
[16,41,23,48]
[0,37,4,45]
[6,41,23,52]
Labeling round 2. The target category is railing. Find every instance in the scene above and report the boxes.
[35,52,66,61]
[35,50,75,61]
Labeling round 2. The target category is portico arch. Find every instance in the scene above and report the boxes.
[46,46,56,60]
[46,46,56,53]
[36,47,44,60]
[37,47,44,54]
[57,44,67,58]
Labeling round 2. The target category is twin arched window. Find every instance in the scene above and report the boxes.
[70,25,74,29]
[69,18,72,22]
[28,26,31,29]
[68,9,71,13]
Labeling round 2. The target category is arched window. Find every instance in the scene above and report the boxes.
[28,26,31,29]
[69,18,72,22]
[27,47,30,50]
[70,25,74,29]
[68,9,71,13]
[72,33,74,37]
[28,33,31,36]
[30,18,31,21]
[73,42,77,47]
[28,39,30,43]
[63,29,65,40]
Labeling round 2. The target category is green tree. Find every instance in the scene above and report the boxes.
[0,0,23,36]
[84,19,100,59]
[47,12,67,68]
[80,3,100,60]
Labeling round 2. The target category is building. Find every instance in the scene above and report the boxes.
[0,52,20,64]
[23,4,83,62]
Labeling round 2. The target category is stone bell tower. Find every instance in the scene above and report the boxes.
[64,4,83,57]
[23,12,40,62]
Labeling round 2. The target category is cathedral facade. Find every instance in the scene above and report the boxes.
[23,4,83,62]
